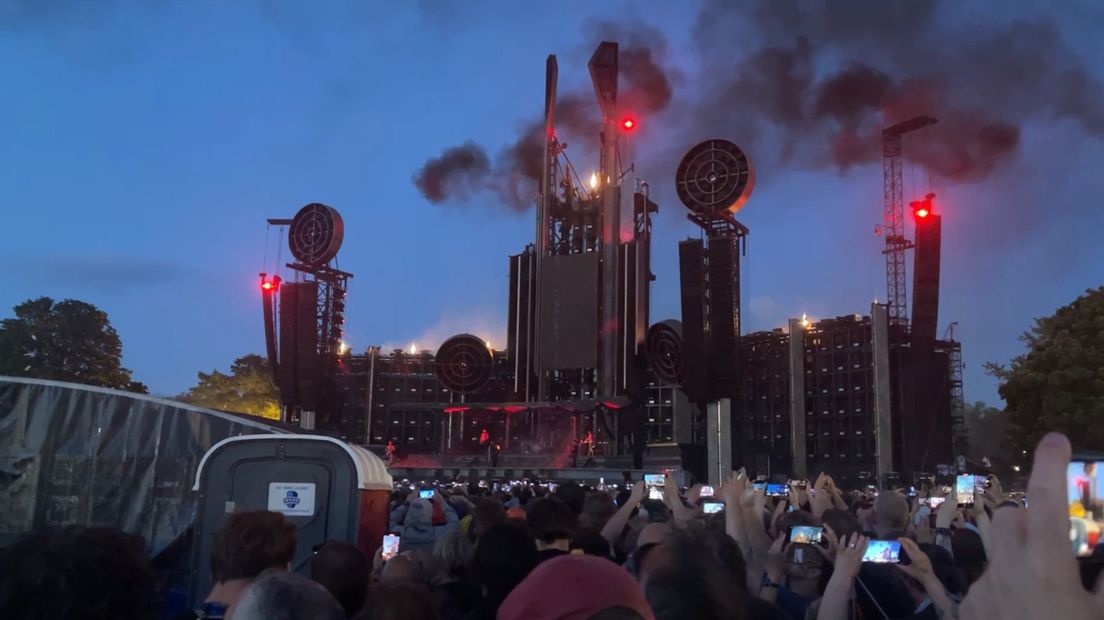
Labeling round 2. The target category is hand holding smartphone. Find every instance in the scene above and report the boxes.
[955,474,975,507]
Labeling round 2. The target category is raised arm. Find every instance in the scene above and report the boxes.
[601,481,645,546]
[817,534,868,620]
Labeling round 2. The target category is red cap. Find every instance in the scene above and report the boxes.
[497,555,655,620]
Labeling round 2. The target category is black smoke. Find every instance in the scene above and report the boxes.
[687,0,1102,181]
[413,142,492,203]
[413,23,677,209]
[415,1,1103,207]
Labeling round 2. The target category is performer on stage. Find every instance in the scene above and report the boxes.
[479,428,490,446]
[385,440,396,466]
[582,430,595,458]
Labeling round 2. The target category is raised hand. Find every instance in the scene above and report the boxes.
[834,533,868,581]
[961,433,1104,619]
[765,532,788,584]
[628,480,646,506]
[687,483,705,506]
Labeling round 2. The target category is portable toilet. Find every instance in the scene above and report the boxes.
[187,434,393,608]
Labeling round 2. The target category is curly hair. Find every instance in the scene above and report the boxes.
[0,526,156,620]
[210,510,298,582]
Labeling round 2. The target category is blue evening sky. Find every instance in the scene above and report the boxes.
[2,1,1101,406]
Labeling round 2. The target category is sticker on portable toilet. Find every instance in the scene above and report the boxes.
[268,483,316,516]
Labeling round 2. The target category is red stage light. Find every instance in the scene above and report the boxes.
[261,281,274,291]
[621,118,635,130]
[915,207,930,219]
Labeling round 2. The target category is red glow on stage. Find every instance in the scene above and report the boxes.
[621,118,635,130]
[915,207,930,219]
[443,406,470,414]
[260,279,279,293]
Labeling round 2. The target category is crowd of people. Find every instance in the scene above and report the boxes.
[0,432,1100,619]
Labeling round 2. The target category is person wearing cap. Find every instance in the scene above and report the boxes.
[498,554,655,620]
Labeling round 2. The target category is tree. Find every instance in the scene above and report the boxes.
[962,401,1011,464]
[0,297,141,391]
[986,286,1104,456]
[179,354,281,420]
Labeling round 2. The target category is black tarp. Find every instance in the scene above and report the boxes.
[0,376,288,554]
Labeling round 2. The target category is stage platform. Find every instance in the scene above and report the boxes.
[384,452,641,484]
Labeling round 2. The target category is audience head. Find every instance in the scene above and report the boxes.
[819,508,861,541]
[309,541,370,618]
[951,528,988,585]
[232,569,344,620]
[580,492,618,531]
[526,497,579,547]
[210,510,298,583]
[643,529,743,620]
[470,523,539,599]
[471,498,507,539]
[0,526,155,620]
[873,491,910,537]
[499,555,655,620]
[432,530,472,577]
[361,582,440,620]
[555,482,587,515]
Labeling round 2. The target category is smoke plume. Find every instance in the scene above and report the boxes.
[413,142,491,203]
[686,0,1102,181]
[414,1,1103,207]
[413,22,677,209]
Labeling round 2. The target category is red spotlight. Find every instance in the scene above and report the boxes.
[915,207,930,219]
[260,276,280,293]
[621,117,636,131]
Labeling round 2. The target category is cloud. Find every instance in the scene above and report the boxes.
[15,254,186,294]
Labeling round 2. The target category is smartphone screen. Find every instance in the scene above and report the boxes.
[790,525,823,544]
[382,534,400,561]
[418,489,434,499]
[703,501,724,514]
[752,482,766,492]
[956,475,975,506]
[701,485,715,497]
[644,473,665,500]
[907,486,918,497]
[862,540,901,563]
[1068,459,1103,557]
[924,496,946,508]
[766,483,788,497]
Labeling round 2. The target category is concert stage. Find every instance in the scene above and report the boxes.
[384,452,641,484]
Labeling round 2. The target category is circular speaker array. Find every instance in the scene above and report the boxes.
[646,320,684,386]
[288,203,345,267]
[675,139,755,216]
[434,334,494,394]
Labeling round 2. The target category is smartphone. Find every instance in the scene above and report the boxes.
[862,540,902,564]
[703,501,724,514]
[923,496,946,508]
[701,485,715,497]
[1068,458,1103,557]
[789,525,823,544]
[752,482,766,492]
[956,475,975,507]
[644,473,665,500]
[766,483,788,497]
[381,534,400,561]
[907,486,918,498]
[418,489,434,499]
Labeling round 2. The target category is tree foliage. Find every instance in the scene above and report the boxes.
[179,354,281,420]
[962,401,1010,464]
[986,286,1104,455]
[0,297,142,391]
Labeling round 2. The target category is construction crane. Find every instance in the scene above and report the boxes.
[882,115,937,329]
